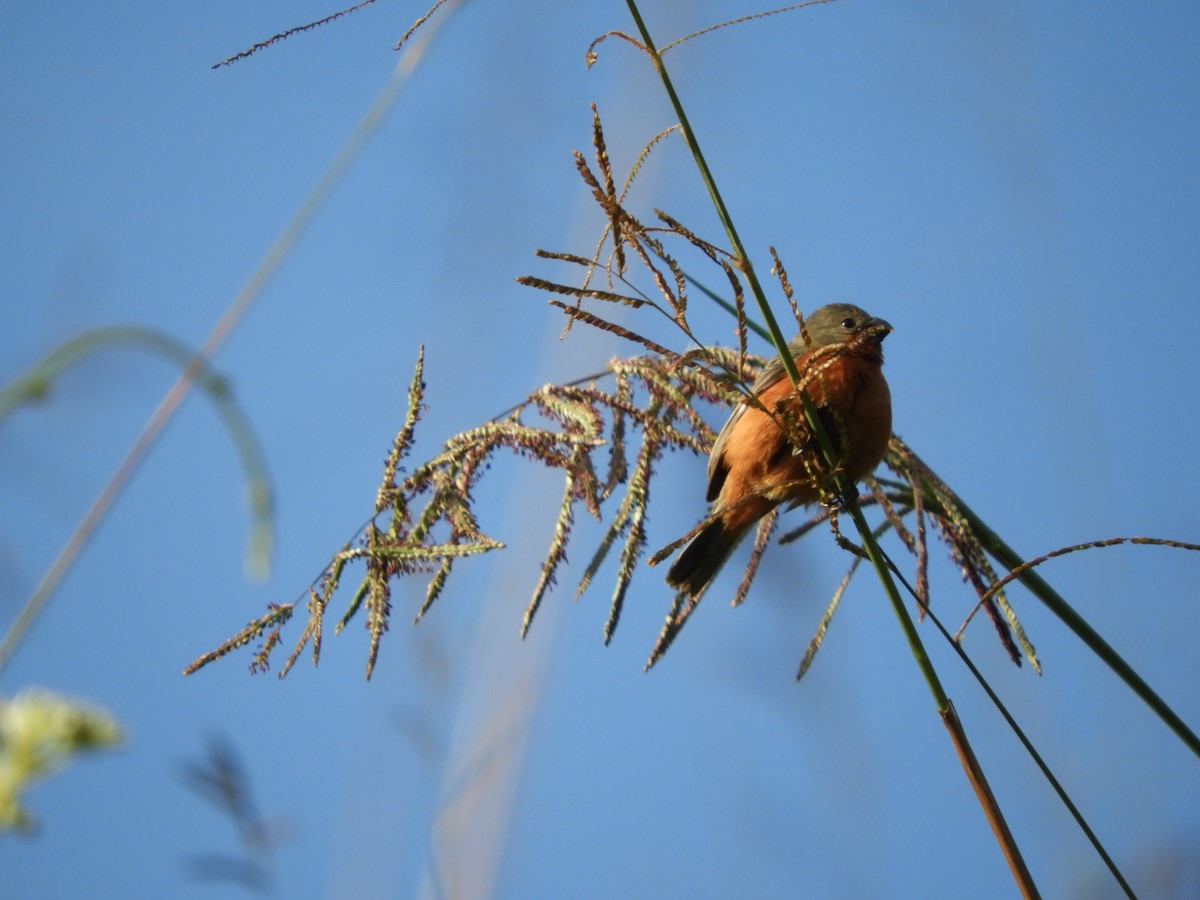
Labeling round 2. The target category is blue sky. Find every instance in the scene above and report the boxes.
[3,2,1199,897]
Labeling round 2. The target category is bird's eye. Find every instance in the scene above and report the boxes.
[841,317,856,329]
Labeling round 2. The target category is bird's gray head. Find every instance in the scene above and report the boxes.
[800,303,892,348]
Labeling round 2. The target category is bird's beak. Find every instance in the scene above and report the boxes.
[866,316,893,339]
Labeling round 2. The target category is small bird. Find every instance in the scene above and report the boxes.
[665,303,893,597]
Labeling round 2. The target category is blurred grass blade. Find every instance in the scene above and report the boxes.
[0,325,274,580]
[0,8,456,679]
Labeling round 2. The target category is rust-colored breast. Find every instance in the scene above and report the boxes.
[710,350,891,532]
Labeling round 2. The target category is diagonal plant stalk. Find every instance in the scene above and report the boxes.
[695,279,1189,893]
[906,576,1137,897]
[829,444,1039,895]
[623,0,951,724]
[622,1,799,385]
[875,472,1200,761]
[623,3,1038,895]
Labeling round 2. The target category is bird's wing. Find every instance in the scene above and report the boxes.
[704,350,803,502]
[705,401,745,502]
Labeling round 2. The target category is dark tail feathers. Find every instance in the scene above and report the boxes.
[665,517,744,598]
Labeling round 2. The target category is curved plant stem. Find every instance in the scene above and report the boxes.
[0,325,275,580]
[959,496,1200,760]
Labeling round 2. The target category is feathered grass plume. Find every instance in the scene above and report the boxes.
[184,334,752,679]
[186,101,1075,688]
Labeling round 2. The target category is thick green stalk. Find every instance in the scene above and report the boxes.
[624,4,1036,893]
[623,1,951,704]
[624,0,951,719]
[623,0,799,385]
